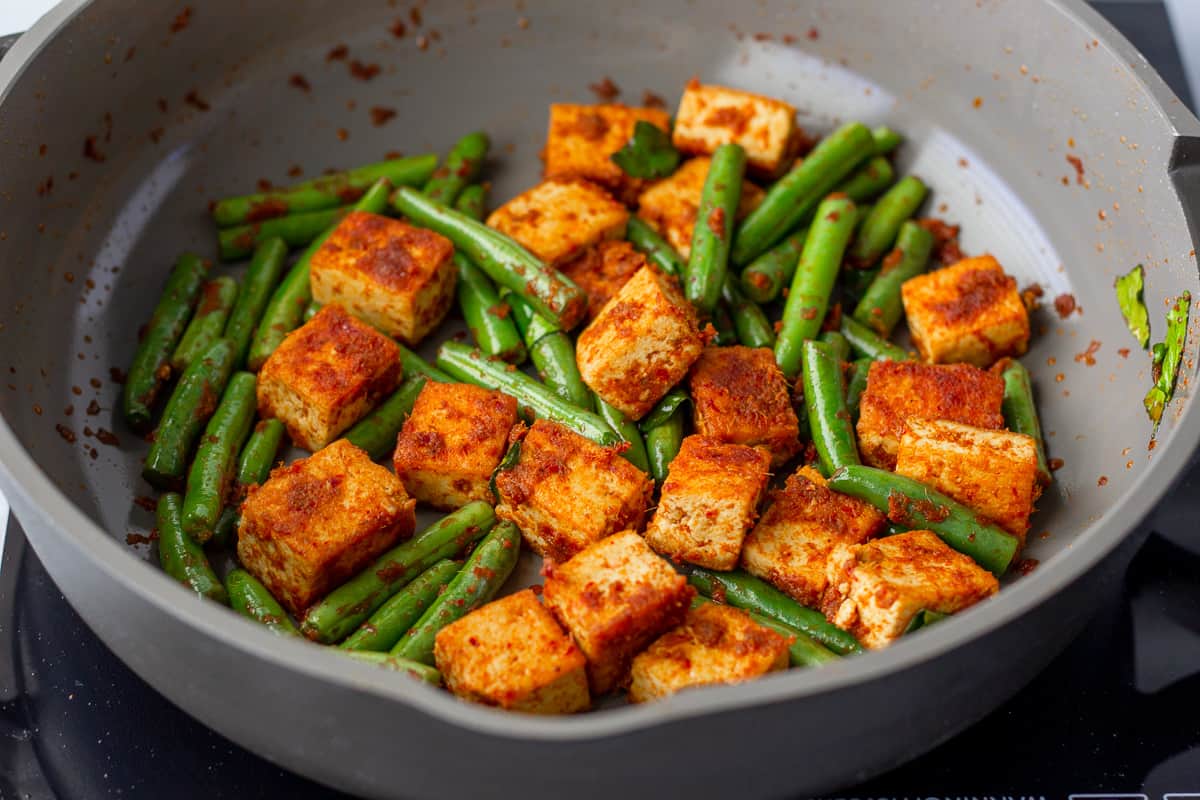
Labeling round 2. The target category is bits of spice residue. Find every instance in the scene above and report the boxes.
[370,106,397,127]
[589,76,620,101]
[349,60,381,81]
[1016,558,1039,576]
[184,89,210,111]
[169,6,192,34]
[288,74,311,92]
[326,44,349,61]
[55,423,76,444]
[1097,475,1108,486]
[1020,282,1044,311]
[807,26,819,40]
[83,136,106,163]
[1066,154,1085,184]
[1048,457,1065,472]
[390,19,407,38]
[1053,293,1078,318]
[1074,339,1101,366]
[642,90,666,109]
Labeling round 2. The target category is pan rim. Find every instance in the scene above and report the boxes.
[0,0,1198,742]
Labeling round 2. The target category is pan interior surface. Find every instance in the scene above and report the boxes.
[0,0,1197,737]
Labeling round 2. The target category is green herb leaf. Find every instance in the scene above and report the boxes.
[611,120,680,180]
[1114,264,1150,349]
[1144,290,1190,427]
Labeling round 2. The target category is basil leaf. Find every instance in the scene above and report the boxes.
[611,120,680,180]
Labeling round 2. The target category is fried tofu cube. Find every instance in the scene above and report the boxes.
[688,346,800,466]
[494,420,654,563]
[309,211,456,345]
[392,382,518,510]
[433,589,590,714]
[900,255,1030,368]
[544,103,673,203]
[635,157,765,259]
[643,435,772,570]
[486,178,629,267]
[543,530,694,694]
[237,439,416,615]
[895,418,1040,544]
[672,82,797,176]
[741,466,886,607]
[856,360,1005,471]
[559,240,647,323]
[576,265,705,420]
[822,530,999,649]
[629,603,790,703]
[256,304,401,452]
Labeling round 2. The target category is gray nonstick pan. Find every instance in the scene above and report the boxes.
[0,1,1198,796]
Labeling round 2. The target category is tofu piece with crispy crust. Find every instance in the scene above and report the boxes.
[672,82,798,176]
[559,240,647,323]
[543,530,694,694]
[895,418,1040,544]
[309,211,456,345]
[629,602,790,703]
[486,178,629,267]
[635,157,765,259]
[900,255,1030,368]
[688,346,800,466]
[643,435,772,570]
[433,589,590,714]
[544,103,673,203]
[237,439,416,616]
[822,530,999,649]
[392,382,518,510]
[256,304,401,452]
[855,360,1005,471]
[494,420,654,563]
[576,265,705,420]
[741,466,886,607]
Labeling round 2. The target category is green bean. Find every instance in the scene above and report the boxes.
[840,316,910,362]
[208,505,239,551]
[818,330,851,364]
[711,303,738,346]
[845,357,872,425]
[218,207,349,262]
[223,238,289,367]
[685,143,746,313]
[453,183,488,223]
[122,252,210,431]
[723,275,775,348]
[340,560,461,652]
[171,277,239,372]
[641,391,688,484]
[626,216,687,277]
[142,338,237,490]
[211,154,437,227]
[739,227,807,304]
[594,395,651,473]
[731,122,875,266]
[181,372,257,543]
[343,375,428,461]
[340,651,443,685]
[801,340,859,476]
[455,253,527,362]
[226,568,298,635]
[393,521,521,665]
[237,418,286,487]
[398,344,454,383]
[847,176,927,268]
[692,596,837,668]
[391,186,587,328]
[852,220,934,336]
[827,465,1020,576]
[834,156,895,202]
[301,501,496,644]
[423,132,489,207]
[871,125,903,156]
[998,358,1051,484]
[775,196,858,378]
[302,301,321,322]
[156,492,227,604]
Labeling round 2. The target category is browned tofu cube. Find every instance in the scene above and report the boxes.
[643,435,772,570]
[576,265,705,420]
[543,530,694,694]
[688,346,800,466]
[635,157,765,259]
[901,255,1030,368]
[559,240,647,323]
[256,304,401,452]
[494,420,654,563]
[309,211,456,345]
[672,82,798,176]
[392,382,518,510]
[486,178,629,267]
[237,439,416,616]
[433,589,590,714]
[822,530,999,649]
[544,103,673,203]
[628,603,790,703]
[741,466,886,607]
[856,360,1005,471]
[895,418,1040,544]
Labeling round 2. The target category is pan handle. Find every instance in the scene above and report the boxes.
[0,33,22,63]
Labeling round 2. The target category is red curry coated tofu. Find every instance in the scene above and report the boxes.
[308,211,456,345]
[672,82,798,176]
[494,420,654,563]
[256,304,401,452]
[486,178,629,267]
[392,382,518,511]
[628,602,790,703]
[543,530,694,694]
[642,435,772,571]
[434,589,590,714]
[687,346,801,466]
[741,466,886,608]
[900,255,1030,368]
[543,103,673,203]
[559,240,647,323]
[576,265,706,421]
[237,439,416,616]
[855,360,1005,470]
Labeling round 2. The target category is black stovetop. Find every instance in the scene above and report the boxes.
[1,2,1197,797]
